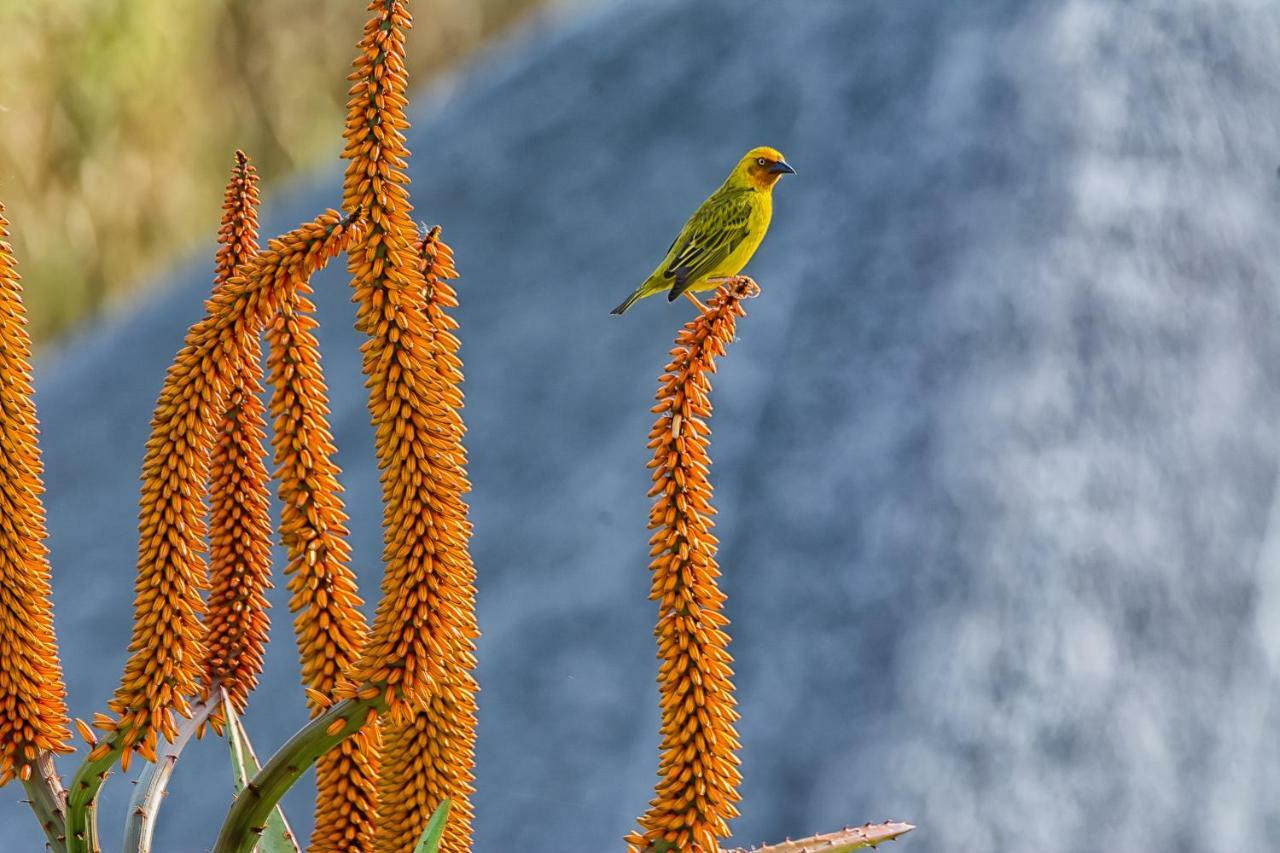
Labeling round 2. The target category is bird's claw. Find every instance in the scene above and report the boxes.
[706,275,761,300]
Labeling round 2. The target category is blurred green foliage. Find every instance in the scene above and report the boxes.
[0,0,541,343]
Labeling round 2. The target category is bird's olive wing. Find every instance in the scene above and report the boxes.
[663,192,752,301]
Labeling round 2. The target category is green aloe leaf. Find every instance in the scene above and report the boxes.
[224,693,302,853]
[413,799,451,853]
[723,822,916,853]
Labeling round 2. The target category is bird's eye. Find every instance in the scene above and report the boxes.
[756,157,768,167]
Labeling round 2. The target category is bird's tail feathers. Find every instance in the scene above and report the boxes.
[610,289,643,316]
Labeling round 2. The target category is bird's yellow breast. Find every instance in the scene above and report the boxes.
[687,192,773,293]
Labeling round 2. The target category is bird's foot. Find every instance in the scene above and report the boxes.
[683,291,709,312]
[707,275,761,299]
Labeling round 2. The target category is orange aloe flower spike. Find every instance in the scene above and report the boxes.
[339,2,479,849]
[625,278,760,852]
[267,274,380,851]
[373,226,476,853]
[0,201,72,787]
[202,151,274,720]
[103,210,362,765]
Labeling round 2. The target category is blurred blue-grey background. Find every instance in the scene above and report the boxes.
[7,0,1280,849]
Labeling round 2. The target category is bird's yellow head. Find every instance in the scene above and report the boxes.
[732,146,795,191]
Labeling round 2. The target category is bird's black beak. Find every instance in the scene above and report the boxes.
[769,160,796,175]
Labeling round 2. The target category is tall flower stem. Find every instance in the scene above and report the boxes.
[65,213,362,853]
[628,278,760,853]
[23,752,68,850]
[268,274,379,851]
[339,2,479,848]
[202,151,273,722]
[65,738,119,853]
[121,692,218,853]
[373,227,476,852]
[0,201,72,811]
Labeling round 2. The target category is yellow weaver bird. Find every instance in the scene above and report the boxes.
[610,146,795,315]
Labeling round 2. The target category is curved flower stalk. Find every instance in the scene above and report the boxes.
[339,2,479,848]
[202,151,274,720]
[626,278,760,853]
[66,211,360,853]
[0,202,72,849]
[373,226,476,853]
[212,695,381,853]
[94,209,361,770]
[267,276,379,851]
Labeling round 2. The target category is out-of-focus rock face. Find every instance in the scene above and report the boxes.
[9,0,1280,849]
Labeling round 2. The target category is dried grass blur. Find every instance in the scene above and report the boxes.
[0,0,544,343]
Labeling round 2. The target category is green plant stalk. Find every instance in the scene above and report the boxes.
[23,750,68,851]
[121,693,218,853]
[723,821,916,853]
[211,697,380,853]
[222,691,300,852]
[65,736,122,853]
